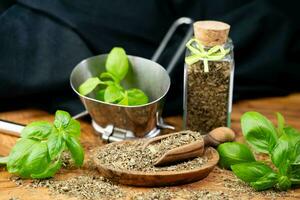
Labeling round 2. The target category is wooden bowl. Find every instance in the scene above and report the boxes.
[93,140,219,187]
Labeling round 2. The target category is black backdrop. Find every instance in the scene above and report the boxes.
[0,0,299,116]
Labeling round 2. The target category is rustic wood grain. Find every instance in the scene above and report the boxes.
[1,94,300,199]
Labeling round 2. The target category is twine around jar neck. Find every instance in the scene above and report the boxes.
[185,38,230,72]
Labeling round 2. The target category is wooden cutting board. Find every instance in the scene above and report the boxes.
[1,93,300,199]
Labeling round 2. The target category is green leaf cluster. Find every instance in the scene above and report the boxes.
[78,47,148,106]
[218,112,300,191]
[0,110,84,179]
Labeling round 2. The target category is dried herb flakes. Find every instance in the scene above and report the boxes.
[132,188,232,200]
[96,131,208,172]
[29,174,124,200]
[186,61,231,133]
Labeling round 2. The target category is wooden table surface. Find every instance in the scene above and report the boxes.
[1,94,300,199]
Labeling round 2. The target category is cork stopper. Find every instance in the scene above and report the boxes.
[193,20,230,47]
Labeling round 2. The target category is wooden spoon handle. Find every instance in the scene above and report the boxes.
[154,140,204,166]
[204,127,235,147]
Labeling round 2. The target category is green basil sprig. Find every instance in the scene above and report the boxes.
[217,142,255,169]
[78,47,149,106]
[218,111,300,191]
[0,110,84,179]
[231,162,274,183]
[106,47,129,81]
[241,112,278,153]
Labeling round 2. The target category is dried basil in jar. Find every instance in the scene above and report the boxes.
[183,20,234,134]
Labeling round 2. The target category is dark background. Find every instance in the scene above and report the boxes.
[0,0,299,116]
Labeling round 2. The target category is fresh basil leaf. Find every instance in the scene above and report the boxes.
[8,139,49,178]
[66,137,84,167]
[290,177,300,185]
[106,47,129,81]
[47,130,64,160]
[292,141,300,165]
[103,81,124,91]
[290,164,300,174]
[65,119,81,138]
[96,89,106,101]
[127,88,149,106]
[78,77,102,96]
[276,112,285,137]
[104,84,124,103]
[100,72,120,83]
[217,142,256,169]
[54,110,71,129]
[0,157,8,165]
[241,112,278,153]
[31,160,62,179]
[231,161,274,183]
[277,175,291,191]
[289,162,300,184]
[7,138,37,174]
[290,164,300,184]
[22,142,49,177]
[283,126,300,146]
[250,172,278,191]
[21,121,52,140]
[118,92,129,106]
[271,134,290,175]
[102,80,116,86]
[54,110,80,138]
[277,127,300,165]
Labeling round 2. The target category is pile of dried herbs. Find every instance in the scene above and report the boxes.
[10,168,294,200]
[132,188,232,200]
[96,131,208,172]
[185,61,232,133]
[132,188,176,200]
[11,174,124,200]
[147,131,203,160]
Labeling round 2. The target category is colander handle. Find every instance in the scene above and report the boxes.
[151,17,194,74]
[0,120,24,137]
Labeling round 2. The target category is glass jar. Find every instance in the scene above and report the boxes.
[183,38,234,134]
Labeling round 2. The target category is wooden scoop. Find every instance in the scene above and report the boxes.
[94,144,219,187]
[143,127,235,166]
